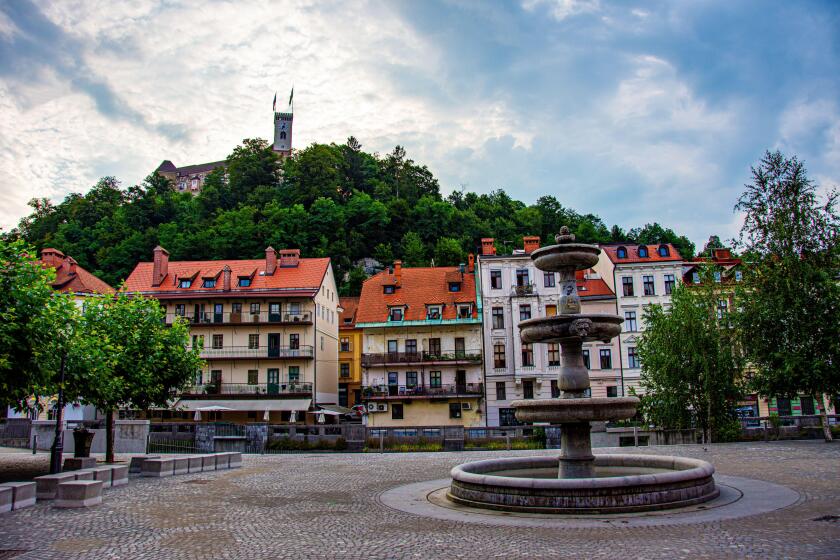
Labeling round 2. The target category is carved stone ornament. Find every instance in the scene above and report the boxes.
[555,226,576,244]
[569,318,593,337]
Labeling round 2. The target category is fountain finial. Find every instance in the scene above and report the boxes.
[555,226,575,244]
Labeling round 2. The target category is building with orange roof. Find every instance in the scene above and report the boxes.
[593,242,683,396]
[122,245,339,424]
[338,296,363,408]
[356,260,484,427]
[478,237,622,426]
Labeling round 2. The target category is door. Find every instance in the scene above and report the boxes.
[455,370,467,393]
[268,334,281,358]
[387,340,398,360]
[269,303,281,323]
[193,304,201,323]
[267,368,279,395]
[388,372,398,396]
[213,303,223,323]
[454,337,465,359]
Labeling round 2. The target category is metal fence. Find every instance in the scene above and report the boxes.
[147,433,200,454]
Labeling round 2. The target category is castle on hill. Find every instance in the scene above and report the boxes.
[156,91,294,194]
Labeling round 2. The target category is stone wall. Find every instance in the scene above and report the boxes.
[30,420,150,454]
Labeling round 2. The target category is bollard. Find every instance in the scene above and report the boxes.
[32,434,37,455]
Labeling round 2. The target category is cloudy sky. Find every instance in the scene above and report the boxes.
[1,0,838,245]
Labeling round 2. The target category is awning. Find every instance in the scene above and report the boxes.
[317,404,352,415]
[174,399,311,412]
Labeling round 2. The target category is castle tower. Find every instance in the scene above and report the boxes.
[273,89,294,156]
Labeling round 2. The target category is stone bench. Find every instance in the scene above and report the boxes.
[63,457,97,471]
[109,464,129,487]
[215,453,230,470]
[129,455,160,474]
[201,455,217,472]
[187,456,203,473]
[54,480,103,508]
[0,482,36,510]
[73,470,94,481]
[88,466,113,488]
[141,458,175,477]
[224,452,242,469]
[35,472,77,500]
[0,486,12,513]
[173,456,189,475]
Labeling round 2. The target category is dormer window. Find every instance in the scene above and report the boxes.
[658,245,670,257]
[457,304,472,318]
[383,285,396,294]
[638,246,649,258]
[448,282,461,292]
[238,277,251,287]
[388,307,404,322]
[179,279,192,288]
[735,270,743,282]
[714,271,722,283]
[426,305,442,320]
[343,317,352,324]
[692,272,700,284]
[202,278,216,288]
[616,246,627,259]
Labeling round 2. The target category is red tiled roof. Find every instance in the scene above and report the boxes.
[601,243,682,264]
[576,270,614,298]
[122,257,329,297]
[40,249,115,295]
[339,296,359,329]
[356,267,477,323]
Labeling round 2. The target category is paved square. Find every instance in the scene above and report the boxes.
[0,441,838,559]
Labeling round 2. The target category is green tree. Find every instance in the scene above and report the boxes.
[401,231,426,267]
[735,150,840,441]
[637,266,744,442]
[433,237,466,267]
[628,222,695,259]
[79,293,203,462]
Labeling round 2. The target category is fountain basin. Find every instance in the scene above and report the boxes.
[512,397,639,423]
[448,454,719,514]
[530,243,601,271]
[519,313,623,344]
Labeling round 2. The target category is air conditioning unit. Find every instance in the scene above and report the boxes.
[377,403,389,412]
[367,402,378,412]
[461,402,472,410]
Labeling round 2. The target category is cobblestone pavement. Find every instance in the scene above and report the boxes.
[0,442,838,559]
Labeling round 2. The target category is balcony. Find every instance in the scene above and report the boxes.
[512,284,536,297]
[167,310,313,327]
[181,382,312,398]
[363,383,484,399]
[362,350,482,367]
[192,345,314,360]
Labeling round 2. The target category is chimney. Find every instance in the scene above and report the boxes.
[523,236,540,255]
[712,248,732,261]
[40,248,65,268]
[394,260,402,284]
[467,253,475,273]
[66,257,77,275]
[265,246,277,275]
[279,249,300,268]
[223,265,231,291]
[152,246,169,287]
[481,238,496,256]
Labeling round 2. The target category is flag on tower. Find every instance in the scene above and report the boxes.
[288,87,294,107]
[272,92,277,112]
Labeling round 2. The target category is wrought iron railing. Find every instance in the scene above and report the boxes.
[362,350,482,366]
[168,311,312,326]
[191,345,314,359]
[183,382,313,396]
[363,383,483,398]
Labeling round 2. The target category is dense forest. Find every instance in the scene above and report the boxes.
[10,137,697,295]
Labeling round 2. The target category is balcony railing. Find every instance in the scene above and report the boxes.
[512,284,536,296]
[182,382,313,397]
[168,311,313,326]
[191,345,314,359]
[362,350,482,366]
[363,383,484,399]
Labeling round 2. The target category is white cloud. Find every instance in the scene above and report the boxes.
[521,0,600,21]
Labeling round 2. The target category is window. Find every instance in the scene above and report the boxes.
[622,277,634,297]
[616,246,627,258]
[248,334,259,349]
[391,403,404,420]
[340,337,350,352]
[427,305,442,320]
[406,371,418,388]
[624,311,637,332]
[288,366,300,382]
[430,371,442,388]
[210,370,222,384]
[428,338,441,356]
[545,304,557,316]
[800,396,815,415]
[775,397,792,416]
[457,304,472,318]
[582,349,590,369]
[238,277,251,287]
[493,344,506,368]
[175,304,185,316]
[638,246,649,258]
[405,339,417,355]
[289,334,299,349]
[321,336,324,351]
[448,282,461,292]
[383,285,395,294]
[714,271,722,283]
[492,307,505,329]
[599,348,612,369]
[551,380,560,398]
[388,307,403,321]
[547,343,560,366]
[192,334,204,349]
[279,130,287,140]
[521,343,534,367]
[495,381,506,400]
[212,334,223,349]
[179,279,192,288]
[664,274,676,295]
[267,368,279,386]
[607,386,618,398]
[516,269,530,287]
[499,408,519,426]
[643,275,655,296]
[735,270,743,282]
[340,363,350,378]
[628,347,640,368]
[449,402,462,419]
[523,379,534,399]
[247,370,258,385]
[519,304,532,321]
[454,337,465,358]
[490,270,502,289]
[544,272,555,287]
[387,340,398,354]
[231,303,242,314]
[191,177,199,189]
[692,272,700,284]
[658,245,670,257]
[202,278,216,288]
[717,299,728,319]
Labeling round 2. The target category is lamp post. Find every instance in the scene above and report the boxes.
[49,352,67,474]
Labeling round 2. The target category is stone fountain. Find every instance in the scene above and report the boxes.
[448,228,719,513]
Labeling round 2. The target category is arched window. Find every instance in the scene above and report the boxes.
[616,246,627,259]
[279,131,287,139]
[658,245,670,257]
[638,246,649,258]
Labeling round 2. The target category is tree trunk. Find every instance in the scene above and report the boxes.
[813,394,833,443]
[106,409,116,463]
